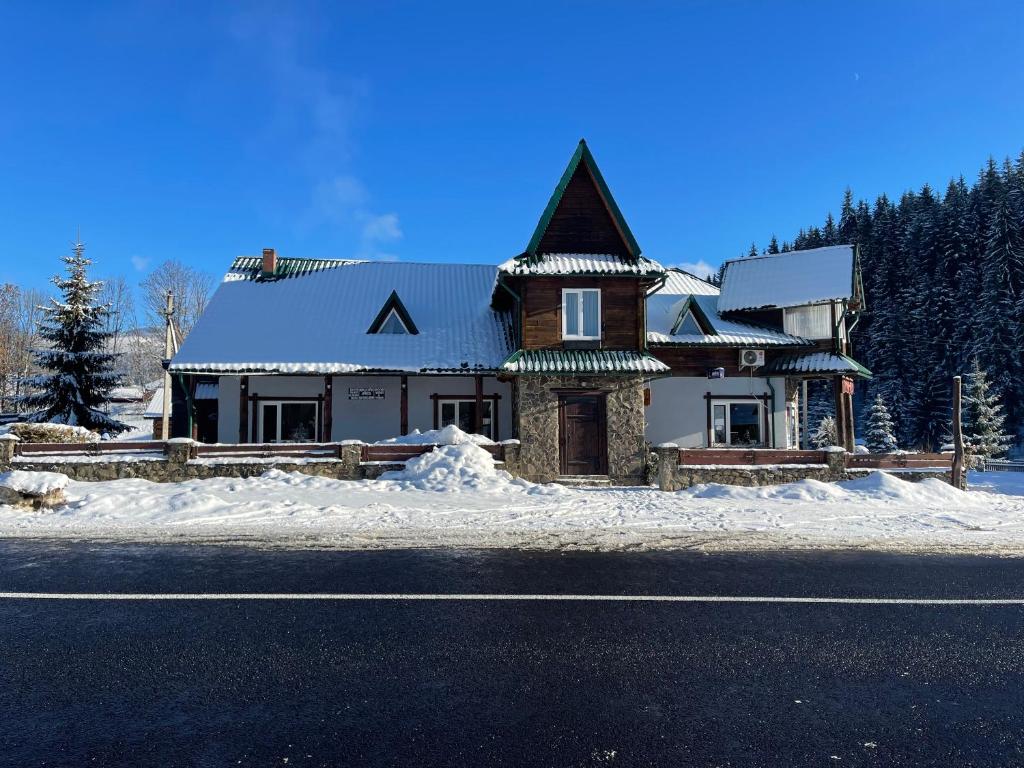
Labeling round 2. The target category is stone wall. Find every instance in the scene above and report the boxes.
[654,445,958,490]
[514,375,647,484]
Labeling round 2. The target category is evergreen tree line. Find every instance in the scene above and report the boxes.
[750,152,1024,453]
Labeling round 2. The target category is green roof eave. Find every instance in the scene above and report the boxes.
[524,139,642,262]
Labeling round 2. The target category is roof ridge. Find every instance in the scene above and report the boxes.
[721,243,854,267]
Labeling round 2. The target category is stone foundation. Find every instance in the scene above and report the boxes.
[514,375,647,484]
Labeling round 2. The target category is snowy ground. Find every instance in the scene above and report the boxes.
[1,443,1023,553]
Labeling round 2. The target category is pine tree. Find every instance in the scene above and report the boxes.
[811,415,838,449]
[963,360,1011,458]
[747,242,758,258]
[18,239,129,434]
[767,235,780,254]
[863,395,898,453]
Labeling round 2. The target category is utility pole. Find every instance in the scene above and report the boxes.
[951,375,965,489]
[160,291,177,441]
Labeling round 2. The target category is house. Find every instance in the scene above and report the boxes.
[168,140,869,483]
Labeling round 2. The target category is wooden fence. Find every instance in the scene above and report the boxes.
[192,443,343,460]
[678,449,828,466]
[843,453,951,470]
[14,440,166,457]
[360,443,505,463]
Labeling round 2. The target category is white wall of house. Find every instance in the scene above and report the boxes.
[645,375,791,449]
[215,374,512,443]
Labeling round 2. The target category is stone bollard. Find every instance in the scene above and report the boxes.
[500,439,522,477]
[824,446,847,480]
[338,441,364,480]
[0,434,20,469]
[654,443,680,491]
[165,438,196,473]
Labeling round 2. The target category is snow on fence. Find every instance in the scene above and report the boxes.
[13,440,167,458]
[192,443,344,460]
[979,459,1024,472]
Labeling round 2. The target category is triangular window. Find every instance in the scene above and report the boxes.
[367,291,419,335]
[675,309,705,336]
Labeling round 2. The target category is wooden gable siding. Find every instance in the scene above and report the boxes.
[651,346,790,377]
[535,164,631,257]
[521,276,642,350]
[721,307,785,331]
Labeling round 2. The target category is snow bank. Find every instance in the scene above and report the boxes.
[0,470,69,495]
[373,425,495,446]
[380,442,562,495]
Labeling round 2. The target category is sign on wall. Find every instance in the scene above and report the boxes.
[348,387,385,400]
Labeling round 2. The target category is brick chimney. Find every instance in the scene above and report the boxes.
[261,247,277,276]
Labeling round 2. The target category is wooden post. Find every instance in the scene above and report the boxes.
[801,380,809,449]
[239,375,249,443]
[400,375,408,435]
[323,376,333,441]
[833,377,846,449]
[474,375,484,436]
[952,375,965,489]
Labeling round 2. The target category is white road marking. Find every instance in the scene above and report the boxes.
[0,592,1023,604]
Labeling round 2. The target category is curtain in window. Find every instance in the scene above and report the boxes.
[564,292,580,336]
[582,291,599,337]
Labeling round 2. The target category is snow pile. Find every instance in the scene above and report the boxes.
[380,442,560,495]
[3,422,99,443]
[373,425,495,446]
[0,470,69,495]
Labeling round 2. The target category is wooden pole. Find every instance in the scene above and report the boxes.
[474,375,484,436]
[400,375,408,435]
[951,375,965,489]
[160,290,175,442]
[801,380,809,449]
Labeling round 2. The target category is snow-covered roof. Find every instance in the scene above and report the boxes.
[717,245,856,312]
[143,387,164,419]
[765,351,872,378]
[500,349,669,375]
[499,253,664,277]
[646,270,809,347]
[170,260,515,375]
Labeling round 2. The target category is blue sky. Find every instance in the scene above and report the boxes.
[2,1,1023,295]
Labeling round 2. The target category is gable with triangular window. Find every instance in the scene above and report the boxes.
[367,291,419,335]
[670,296,715,336]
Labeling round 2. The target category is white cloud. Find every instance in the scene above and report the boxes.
[670,260,717,279]
[130,255,150,272]
[361,213,402,244]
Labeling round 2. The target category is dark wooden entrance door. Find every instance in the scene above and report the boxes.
[558,394,607,475]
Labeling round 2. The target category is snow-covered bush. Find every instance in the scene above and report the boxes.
[7,422,98,444]
[963,361,1012,458]
[863,395,898,453]
[810,416,838,449]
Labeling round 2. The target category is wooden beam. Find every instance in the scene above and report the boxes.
[323,376,333,441]
[400,375,408,435]
[239,376,249,443]
[474,375,484,435]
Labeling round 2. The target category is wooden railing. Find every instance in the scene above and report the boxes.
[679,449,828,466]
[192,442,343,460]
[361,443,504,463]
[844,453,951,469]
[14,440,166,456]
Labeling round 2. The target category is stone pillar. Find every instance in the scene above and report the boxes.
[500,439,522,477]
[166,437,196,465]
[338,441,363,480]
[824,445,847,480]
[655,443,680,491]
[0,434,20,468]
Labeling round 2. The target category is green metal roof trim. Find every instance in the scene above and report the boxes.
[523,139,642,263]
[229,256,359,281]
[765,351,873,378]
[500,348,670,375]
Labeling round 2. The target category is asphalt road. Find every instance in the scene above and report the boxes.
[1,543,1023,767]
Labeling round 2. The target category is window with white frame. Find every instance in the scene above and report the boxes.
[710,400,764,447]
[562,288,601,340]
[259,401,318,442]
[436,398,494,439]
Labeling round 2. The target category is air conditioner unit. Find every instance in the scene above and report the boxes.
[739,349,765,368]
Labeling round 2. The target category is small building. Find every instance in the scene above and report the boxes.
[168,141,868,482]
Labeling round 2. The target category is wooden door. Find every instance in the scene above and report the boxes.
[558,394,607,475]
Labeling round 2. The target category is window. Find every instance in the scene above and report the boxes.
[675,309,704,336]
[437,398,494,439]
[711,401,764,447]
[562,289,601,340]
[783,304,833,339]
[375,308,410,334]
[259,401,318,442]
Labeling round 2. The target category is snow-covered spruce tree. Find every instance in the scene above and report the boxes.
[811,415,839,449]
[863,395,898,453]
[962,360,1011,458]
[18,240,129,434]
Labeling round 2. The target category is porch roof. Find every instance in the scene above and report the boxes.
[764,351,873,378]
[500,349,670,375]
